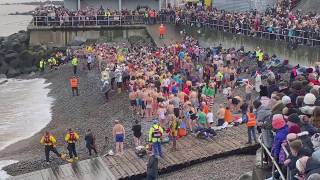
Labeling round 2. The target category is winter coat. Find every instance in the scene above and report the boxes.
[305,157,320,179]
[298,131,315,153]
[300,123,318,136]
[271,125,288,162]
[256,106,274,148]
[147,155,158,180]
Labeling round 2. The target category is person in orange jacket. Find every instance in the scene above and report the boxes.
[159,24,166,39]
[70,76,79,96]
[246,106,257,144]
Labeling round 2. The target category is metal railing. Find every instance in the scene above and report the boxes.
[258,134,286,180]
[281,144,291,180]
[30,14,320,47]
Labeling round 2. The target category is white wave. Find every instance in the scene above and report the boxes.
[0,160,18,180]
[0,78,54,151]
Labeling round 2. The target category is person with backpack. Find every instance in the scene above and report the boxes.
[246,106,257,144]
[149,118,164,158]
[64,128,80,160]
[40,131,65,164]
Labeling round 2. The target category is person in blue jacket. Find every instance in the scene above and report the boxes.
[271,114,289,163]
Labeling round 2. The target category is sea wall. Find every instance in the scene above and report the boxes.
[29,26,150,47]
[64,0,162,10]
[176,26,320,65]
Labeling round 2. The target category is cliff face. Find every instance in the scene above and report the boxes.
[295,0,320,13]
[0,31,46,77]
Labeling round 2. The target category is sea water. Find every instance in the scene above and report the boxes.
[0,78,54,179]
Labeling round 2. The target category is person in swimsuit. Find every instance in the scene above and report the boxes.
[146,94,153,119]
[132,120,142,147]
[189,106,197,132]
[112,120,125,156]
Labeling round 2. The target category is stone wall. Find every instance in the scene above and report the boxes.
[29,27,149,46]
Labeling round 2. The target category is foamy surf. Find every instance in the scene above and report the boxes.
[0,160,18,180]
[0,78,53,178]
[0,78,54,151]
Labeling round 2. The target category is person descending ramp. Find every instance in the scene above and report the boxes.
[64,128,80,163]
[40,131,66,164]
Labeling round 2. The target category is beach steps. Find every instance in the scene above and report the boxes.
[10,125,258,180]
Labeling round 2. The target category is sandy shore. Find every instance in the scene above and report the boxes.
[0,63,143,176]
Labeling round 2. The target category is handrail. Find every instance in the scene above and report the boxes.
[258,134,286,180]
[281,144,291,180]
[29,15,320,47]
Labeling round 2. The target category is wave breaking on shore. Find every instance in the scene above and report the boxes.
[0,78,54,151]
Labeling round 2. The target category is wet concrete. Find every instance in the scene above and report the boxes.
[9,157,116,180]
[173,25,320,66]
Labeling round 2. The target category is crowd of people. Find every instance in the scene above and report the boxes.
[32,1,320,47]
[35,23,320,179]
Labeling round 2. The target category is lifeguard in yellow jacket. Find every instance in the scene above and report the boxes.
[40,131,65,164]
[64,128,80,160]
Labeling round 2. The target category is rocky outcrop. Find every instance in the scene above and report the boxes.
[0,31,46,77]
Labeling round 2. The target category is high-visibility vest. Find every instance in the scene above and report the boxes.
[257,52,263,61]
[64,131,79,143]
[246,113,257,127]
[149,124,163,143]
[159,25,165,35]
[39,60,45,68]
[70,78,78,88]
[71,58,78,66]
[40,135,56,146]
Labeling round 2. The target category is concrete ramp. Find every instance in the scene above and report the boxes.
[10,157,116,180]
[295,0,320,13]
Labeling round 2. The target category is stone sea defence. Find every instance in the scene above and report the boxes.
[0,31,46,77]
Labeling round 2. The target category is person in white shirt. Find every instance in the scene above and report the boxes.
[206,109,214,127]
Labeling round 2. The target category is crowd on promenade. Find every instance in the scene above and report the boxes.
[32,0,320,46]
[37,28,320,179]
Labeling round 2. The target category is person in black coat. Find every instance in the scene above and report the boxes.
[84,129,98,156]
[132,120,142,147]
[147,155,158,180]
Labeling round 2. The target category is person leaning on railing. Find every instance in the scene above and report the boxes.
[254,99,274,165]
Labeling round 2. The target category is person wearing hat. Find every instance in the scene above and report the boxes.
[296,156,320,180]
[148,118,164,158]
[271,114,288,163]
[300,93,316,117]
[287,113,301,128]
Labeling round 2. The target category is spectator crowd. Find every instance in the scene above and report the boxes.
[32,0,320,47]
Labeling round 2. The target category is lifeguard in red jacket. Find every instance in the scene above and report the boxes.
[159,24,166,39]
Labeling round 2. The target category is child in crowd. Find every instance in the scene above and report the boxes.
[206,108,214,127]
[224,106,232,125]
